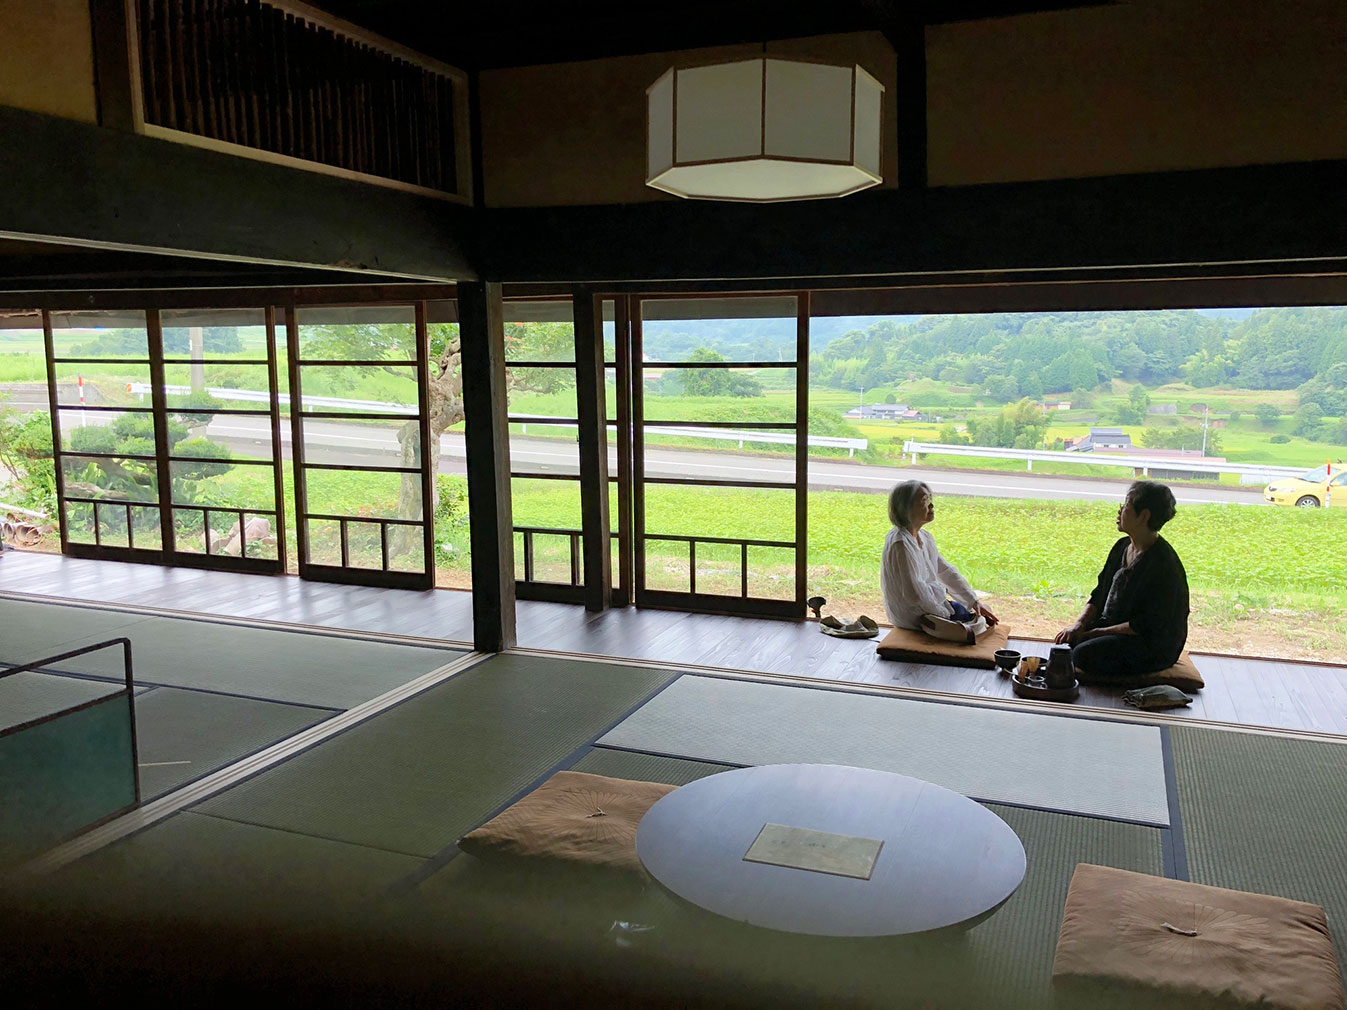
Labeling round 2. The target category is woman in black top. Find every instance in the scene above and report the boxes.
[1054,481,1189,679]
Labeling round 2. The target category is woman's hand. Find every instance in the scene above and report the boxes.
[1054,622,1084,645]
[977,603,999,627]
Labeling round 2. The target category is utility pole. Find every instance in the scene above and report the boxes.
[1201,406,1209,456]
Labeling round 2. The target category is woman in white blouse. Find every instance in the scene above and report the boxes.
[880,480,999,633]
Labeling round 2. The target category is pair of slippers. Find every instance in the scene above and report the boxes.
[818,615,880,639]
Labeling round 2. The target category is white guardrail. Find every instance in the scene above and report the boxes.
[903,441,1306,481]
[133,386,870,456]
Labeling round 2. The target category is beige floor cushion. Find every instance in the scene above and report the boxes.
[458,770,676,874]
[875,623,1010,669]
[1054,863,1344,1010]
[1076,651,1205,691]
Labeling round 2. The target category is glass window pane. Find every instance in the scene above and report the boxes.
[519,531,577,585]
[509,426,578,476]
[96,503,131,548]
[49,310,149,359]
[297,363,420,414]
[0,315,45,385]
[511,476,582,531]
[640,296,797,364]
[306,518,342,566]
[295,305,417,362]
[507,365,578,418]
[343,520,385,570]
[305,468,420,521]
[641,366,796,424]
[643,485,794,542]
[389,534,426,574]
[61,454,158,502]
[692,540,743,597]
[64,500,95,545]
[53,362,152,407]
[159,308,268,363]
[160,363,274,405]
[643,538,690,594]
[167,412,273,462]
[58,409,153,450]
[503,306,576,364]
[641,428,797,486]
[170,459,275,510]
[605,367,619,422]
[172,507,208,555]
[302,419,416,470]
[746,545,796,600]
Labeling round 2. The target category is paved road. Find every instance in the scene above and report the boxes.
[198,416,1265,505]
[18,404,1266,505]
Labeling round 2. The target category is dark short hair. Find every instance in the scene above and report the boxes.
[1128,480,1177,530]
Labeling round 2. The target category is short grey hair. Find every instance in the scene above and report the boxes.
[888,480,930,530]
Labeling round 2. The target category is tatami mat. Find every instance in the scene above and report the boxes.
[0,670,138,731]
[132,687,334,799]
[1,598,147,667]
[1171,725,1347,972]
[599,675,1170,824]
[571,748,733,786]
[193,654,675,858]
[1,598,464,709]
[33,810,421,926]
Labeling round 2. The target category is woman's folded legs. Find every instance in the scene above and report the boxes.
[1071,634,1172,680]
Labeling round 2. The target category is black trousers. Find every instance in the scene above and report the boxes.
[1071,634,1173,680]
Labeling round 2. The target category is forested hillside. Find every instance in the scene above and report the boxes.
[809,308,1347,398]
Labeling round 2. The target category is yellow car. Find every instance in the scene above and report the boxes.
[1264,464,1347,507]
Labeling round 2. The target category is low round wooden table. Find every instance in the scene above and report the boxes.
[636,763,1026,937]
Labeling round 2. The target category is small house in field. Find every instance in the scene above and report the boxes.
[1067,427,1133,451]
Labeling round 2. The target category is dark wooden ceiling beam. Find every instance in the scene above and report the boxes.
[477,159,1347,283]
[0,105,476,283]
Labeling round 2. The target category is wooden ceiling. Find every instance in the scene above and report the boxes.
[310,0,1114,71]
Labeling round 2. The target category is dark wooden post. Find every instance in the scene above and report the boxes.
[90,0,138,132]
[459,281,516,651]
[572,286,611,612]
[890,20,927,190]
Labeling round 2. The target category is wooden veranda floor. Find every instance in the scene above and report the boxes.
[5,548,1347,736]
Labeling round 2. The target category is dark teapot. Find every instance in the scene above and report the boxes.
[1045,645,1075,689]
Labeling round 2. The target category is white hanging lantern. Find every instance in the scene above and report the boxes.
[646,58,884,203]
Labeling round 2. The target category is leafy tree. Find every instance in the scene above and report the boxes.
[1293,403,1324,437]
[1140,425,1221,455]
[681,347,763,397]
[1113,385,1151,425]
[937,422,966,445]
[0,406,56,515]
[1254,403,1281,426]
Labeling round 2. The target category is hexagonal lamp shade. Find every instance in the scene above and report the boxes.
[646,58,884,202]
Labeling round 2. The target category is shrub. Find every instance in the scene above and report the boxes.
[1269,434,1291,444]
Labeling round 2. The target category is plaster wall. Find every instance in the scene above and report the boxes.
[927,0,1347,186]
[0,0,98,124]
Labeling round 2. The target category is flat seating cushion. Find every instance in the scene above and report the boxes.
[875,623,1010,669]
[457,770,676,874]
[1076,650,1205,691]
[1054,863,1345,1010]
